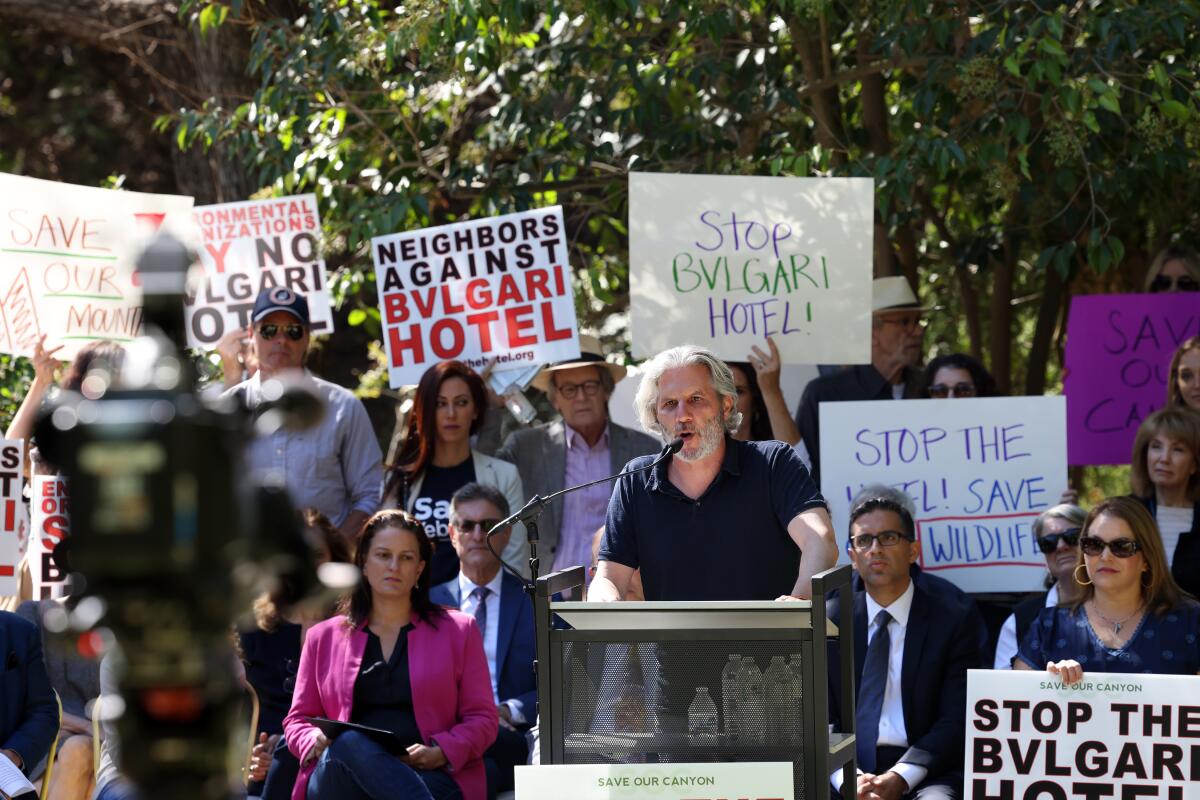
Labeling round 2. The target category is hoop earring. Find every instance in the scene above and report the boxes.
[1073,564,1092,586]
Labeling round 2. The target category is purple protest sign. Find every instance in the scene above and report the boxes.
[1064,292,1200,465]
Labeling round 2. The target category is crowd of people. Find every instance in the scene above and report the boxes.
[0,242,1195,800]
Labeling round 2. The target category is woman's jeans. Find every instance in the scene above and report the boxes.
[306,731,461,800]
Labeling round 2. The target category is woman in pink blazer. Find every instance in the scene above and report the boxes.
[283,510,497,800]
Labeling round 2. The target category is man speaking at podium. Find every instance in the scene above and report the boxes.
[589,345,836,602]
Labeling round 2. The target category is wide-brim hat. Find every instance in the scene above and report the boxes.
[531,334,627,392]
[871,276,927,313]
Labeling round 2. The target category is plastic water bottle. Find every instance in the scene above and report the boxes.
[687,687,719,745]
[787,654,804,744]
[721,654,741,742]
[763,656,792,743]
[739,657,765,744]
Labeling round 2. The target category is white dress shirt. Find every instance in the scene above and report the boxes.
[993,583,1059,669]
[832,579,926,793]
[457,570,524,723]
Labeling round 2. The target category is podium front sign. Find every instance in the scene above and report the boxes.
[516,762,794,799]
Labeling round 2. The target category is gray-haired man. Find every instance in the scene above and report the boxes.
[591,345,837,602]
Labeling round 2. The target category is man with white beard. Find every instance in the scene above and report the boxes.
[590,345,837,602]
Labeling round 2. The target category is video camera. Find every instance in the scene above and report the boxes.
[34,234,335,798]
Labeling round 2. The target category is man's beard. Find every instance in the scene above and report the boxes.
[673,416,725,462]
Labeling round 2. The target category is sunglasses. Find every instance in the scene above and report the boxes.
[454,518,502,534]
[928,382,976,399]
[258,323,306,341]
[848,530,914,551]
[1079,535,1141,558]
[1149,275,1199,292]
[1035,528,1081,554]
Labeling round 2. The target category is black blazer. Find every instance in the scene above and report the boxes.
[826,570,983,786]
[1134,495,1200,600]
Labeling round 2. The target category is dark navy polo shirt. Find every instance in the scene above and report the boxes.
[599,437,827,601]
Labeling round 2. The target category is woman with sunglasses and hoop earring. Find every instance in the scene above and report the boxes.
[992,504,1086,669]
[1013,497,1200,681]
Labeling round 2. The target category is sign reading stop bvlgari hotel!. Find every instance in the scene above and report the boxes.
[372,206,580,387]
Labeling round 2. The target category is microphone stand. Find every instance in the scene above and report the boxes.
[484,438,683,598]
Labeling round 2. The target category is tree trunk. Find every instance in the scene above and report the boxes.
[990,228,1018,395]
[791,15,848,167]
[1024,263,1066,396]
[956,266,983,360]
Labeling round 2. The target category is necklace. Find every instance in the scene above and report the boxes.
[1088,601,1143,636]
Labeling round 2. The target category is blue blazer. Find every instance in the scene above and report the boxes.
[0,611,58,775]
[431,572,537,726]
[826,570,983,788]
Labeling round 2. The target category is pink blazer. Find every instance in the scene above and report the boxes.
[283,610,499,800]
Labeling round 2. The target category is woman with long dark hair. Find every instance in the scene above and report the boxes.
[1014,497,1200,679]
[282,510,496,800]
[383,361,524,584]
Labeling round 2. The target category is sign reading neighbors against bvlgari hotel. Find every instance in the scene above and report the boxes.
[820,397,1068,593]
[628,173,873,363]
[966,670,1200,800]
[30,475,69,600]
[0,173,193,358]
[372,206,580,387]
[1064,292,1199,466]
[185,194,333,349]
[515,762,793,800]
[0,440,24,596]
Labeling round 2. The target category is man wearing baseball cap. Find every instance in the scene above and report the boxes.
[224,287,383,540]
[488,334,659,577]
[793,276,928,482]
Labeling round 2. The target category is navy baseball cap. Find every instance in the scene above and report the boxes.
[252,287,311,326]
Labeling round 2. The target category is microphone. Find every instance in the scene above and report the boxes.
[484,437,684,587]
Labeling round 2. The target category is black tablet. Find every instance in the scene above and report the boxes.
[304,717,420,756]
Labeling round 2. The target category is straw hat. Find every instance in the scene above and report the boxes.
[531,334,628,392]
[871,276,925,313]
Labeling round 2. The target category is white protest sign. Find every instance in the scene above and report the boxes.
[30,474,69,600]
[0,440,24,595]
[966,669,1200,799]
[185,194,334,348]
[372,206,580,387]
[820,397,1068,592]
[628,173,873,363]
[0,173,193,358]
[515,762,794,800]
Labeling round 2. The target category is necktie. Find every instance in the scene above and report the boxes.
[471,586,490,633]
[856,609,892,773]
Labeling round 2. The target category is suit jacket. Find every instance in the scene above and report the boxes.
[431,572,537,725]
[1134,495,1200,599]
[283,611,498,800]
[0,611,58,776]
[388,450,530,579]
[826,571,981,788]
[494,420,660,559]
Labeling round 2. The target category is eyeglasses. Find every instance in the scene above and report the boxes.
[1149,275,1199,292]
[1035,528,1081,554]
[555,379,603,400]
[1079,535,1141,558]
[876,315,926,332]
[848,530,914,551]
[454,518,502,534]
[258,323,306,341]
[928,382,976,398]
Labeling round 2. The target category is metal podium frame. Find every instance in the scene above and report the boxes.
[533,564,858,800]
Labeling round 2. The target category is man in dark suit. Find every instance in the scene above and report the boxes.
[431,483,536,799]
[487,334,659,576]
[827,487,982,800]
[0,610,58,794]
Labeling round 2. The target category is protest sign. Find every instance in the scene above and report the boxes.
[0,173,193,358]
[372,206,580,387]
[0,440,24,596]
[515,762,793,800]
[966,669,1200,800]
[185,194,334,348]
[820,397,1068,592]
[628,173,874,364]
[1064,292,1199,466]
[30,475,69,599]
